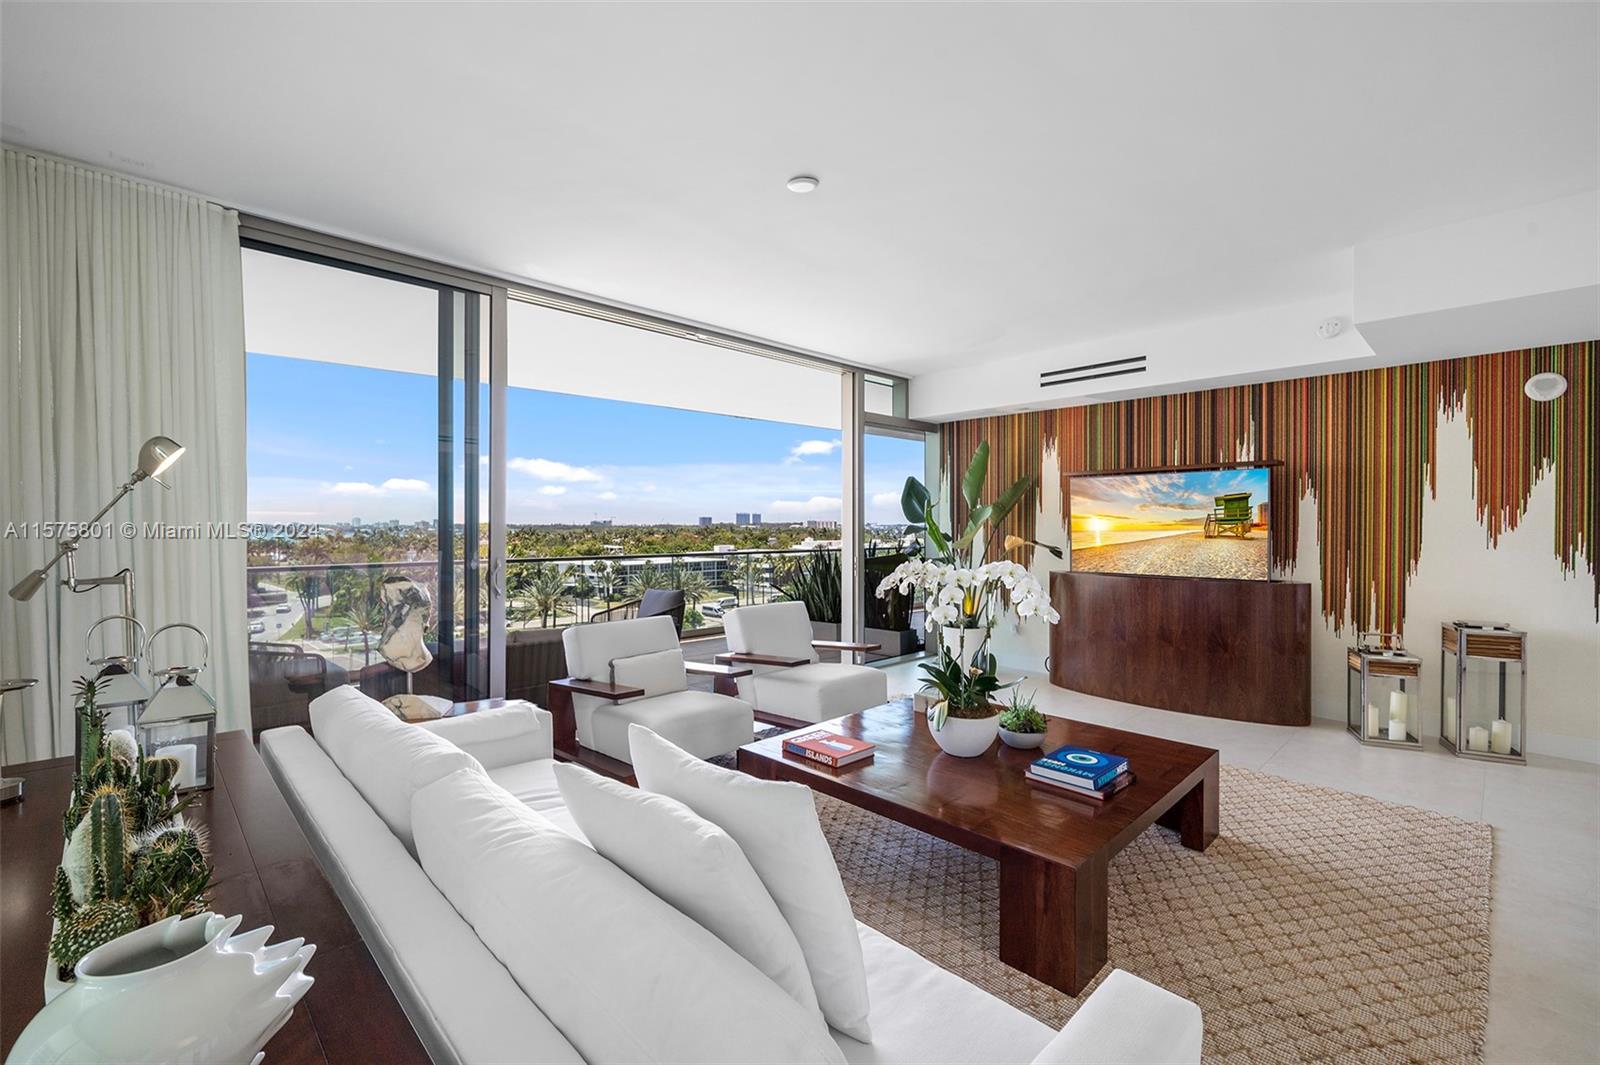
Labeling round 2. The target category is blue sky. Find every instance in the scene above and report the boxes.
[247,353,925,525]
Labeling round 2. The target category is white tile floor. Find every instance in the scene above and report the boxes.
[877,660,1600,1065]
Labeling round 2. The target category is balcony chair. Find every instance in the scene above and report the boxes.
[551,616,753,767]
[638,587,686,634]
[718,601,888,727]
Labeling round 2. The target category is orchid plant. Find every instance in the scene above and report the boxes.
[877,442,1062,727]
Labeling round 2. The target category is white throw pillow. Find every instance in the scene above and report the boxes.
[628,723,873,1042]
[416,702,550,769]
[552,761,822,1019]
[609,647,687,701]
[309,685,481,854]
[412,768,846,1065]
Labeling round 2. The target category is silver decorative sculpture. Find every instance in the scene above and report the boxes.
[377,575,451,721]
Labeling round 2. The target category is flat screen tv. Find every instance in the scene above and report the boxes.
[1067,465,1274,581]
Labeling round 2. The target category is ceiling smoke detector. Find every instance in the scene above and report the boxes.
[1524,372,1568,402]
[786,175,819,194]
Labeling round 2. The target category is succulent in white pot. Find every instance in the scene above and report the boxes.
[998,690,1050,750]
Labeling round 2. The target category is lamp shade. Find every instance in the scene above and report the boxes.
[136,435,186,480]
[8,569,48,602]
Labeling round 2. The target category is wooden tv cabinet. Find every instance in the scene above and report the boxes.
[1049,571,1311,726]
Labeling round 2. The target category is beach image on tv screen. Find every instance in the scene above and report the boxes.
[1068,467,1272,580]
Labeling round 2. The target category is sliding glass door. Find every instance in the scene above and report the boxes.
[240,247,497,734]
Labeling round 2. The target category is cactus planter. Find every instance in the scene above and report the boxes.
[12,912,315,1065]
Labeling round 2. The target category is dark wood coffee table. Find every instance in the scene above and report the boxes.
[737,700,1219,995]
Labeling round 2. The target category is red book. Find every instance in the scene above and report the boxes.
[782,730,876,768]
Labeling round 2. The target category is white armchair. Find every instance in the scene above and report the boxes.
[555,617,754,765]
[719,601,890,726]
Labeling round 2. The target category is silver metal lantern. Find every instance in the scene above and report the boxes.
[1346,632,1422,749]
[137,622,217,791]
[1440,620,1526,764]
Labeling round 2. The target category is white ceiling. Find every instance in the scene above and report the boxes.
[3,2,1596,377]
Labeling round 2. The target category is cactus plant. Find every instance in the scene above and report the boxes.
[49,674,214,981]
[50,899,139,978]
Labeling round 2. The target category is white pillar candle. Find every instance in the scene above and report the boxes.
[158,743,198,789]
[1490,719,1513,756]
[1388,717,1408,742]
[1388,689,1409,722]
[1444,696,1457,742]
[1366,702,1383,738]
[1467,726,1489,753]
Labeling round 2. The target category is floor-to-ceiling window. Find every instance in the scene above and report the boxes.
[240,247,492,733]
[499,296,846,697]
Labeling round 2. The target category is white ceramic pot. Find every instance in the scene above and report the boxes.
[927,703,1000,757]
[999,727,1047,750]
[10,912,315,1065]
[940,625,988,670]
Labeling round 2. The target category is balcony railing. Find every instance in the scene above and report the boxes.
[244,545,921,737]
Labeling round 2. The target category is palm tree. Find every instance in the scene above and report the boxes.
[676,568,709,609]
[624,562,667,601]
[285,572,325,637]
[527,562,571,628]
[571,574,595,623]
[724,555,763,607]
[590,560,621,615]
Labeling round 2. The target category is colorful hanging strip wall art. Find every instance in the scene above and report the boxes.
[940,341,1596,632]
[940,411,1043,561]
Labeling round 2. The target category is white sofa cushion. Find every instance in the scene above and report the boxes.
[484,759,589,843]
[745,662,890,723]
[836,923,1053,1064]
[309,685,482,853]
[629,723,874,1042]
[417,702,552,769]
[260,727,584,1065]
[589,688,753,764]
[725,600,818,663]
[609,647,688,700]
[412,768,847,1065]
[1028,970,1203,1065]
[553,761,822,1019]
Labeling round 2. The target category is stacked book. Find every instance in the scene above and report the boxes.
[782,729,876,768]
[1026,745,1132,801]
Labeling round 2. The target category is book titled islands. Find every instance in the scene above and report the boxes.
[783,729,877,769]
[1027,745,1132,801]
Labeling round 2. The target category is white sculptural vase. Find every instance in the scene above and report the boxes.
[940,625,988,670]
[10,912,315,1065]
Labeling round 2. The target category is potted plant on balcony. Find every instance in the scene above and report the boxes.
[878,440,1061,756]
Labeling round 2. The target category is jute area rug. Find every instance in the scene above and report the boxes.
[815,765,1492,1064]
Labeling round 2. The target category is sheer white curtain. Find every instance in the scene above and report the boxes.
[1,147,248,758]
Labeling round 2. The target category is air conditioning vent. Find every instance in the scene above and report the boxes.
[1040,355,1147,388]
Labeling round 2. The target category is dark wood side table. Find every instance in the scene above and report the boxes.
[0,731,428,1064]
[739,700,1219,996]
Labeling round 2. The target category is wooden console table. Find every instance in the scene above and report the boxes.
[0,731,427,1063]
[1051,571,1311,725]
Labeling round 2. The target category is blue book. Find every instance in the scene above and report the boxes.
[1030,746,1128,790]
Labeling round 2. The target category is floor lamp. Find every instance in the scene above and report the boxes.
[6,435,187,756]
[0,678,39,802]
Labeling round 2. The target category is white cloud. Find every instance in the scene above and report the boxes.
[382,478,430,492]
[787,439,842,463]
[871,491,901,508]
[538,485,568,496]
[597,490,619,501]
[507,457,603,483]
[327,477,431,496]
[768,496,842,517]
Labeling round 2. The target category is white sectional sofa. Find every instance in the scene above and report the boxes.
[260,686,1202,1064]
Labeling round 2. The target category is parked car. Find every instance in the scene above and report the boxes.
[701,596,738,618]
[276,604,293,614]
[249,621,266,635]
